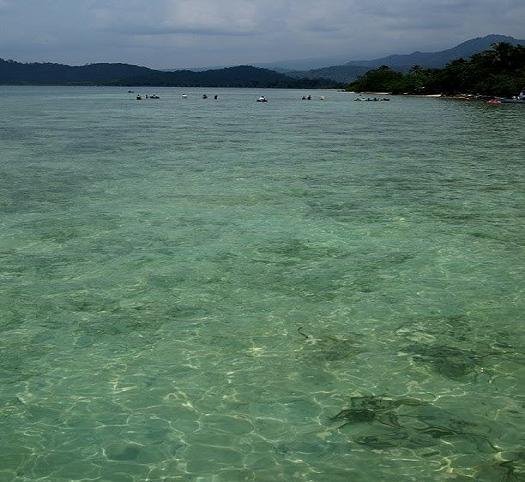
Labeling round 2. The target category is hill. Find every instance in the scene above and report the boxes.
[252,55,353,72]
[347,42,525,97]
[292,35,525,82]
[346,34,525,71]
[286,64,370,83]
[0,60,341,88]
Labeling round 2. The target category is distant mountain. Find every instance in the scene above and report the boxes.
[162,55,354,74]
[287,65,370,83]
[290,34,525,83]
[346,34,525,71]
[252,55,353,72]
[0,59,341,88]
[0,60,153,84]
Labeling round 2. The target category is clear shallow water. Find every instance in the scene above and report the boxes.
[0,86,524,481]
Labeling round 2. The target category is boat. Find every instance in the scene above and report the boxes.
[136,95,143,101]
[182,94,188,99]
[500,91,525,104]
[150,94,160,99]
[257,96,268,103]
[488,89,525,105]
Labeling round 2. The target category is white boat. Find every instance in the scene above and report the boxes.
[257,96,268,103]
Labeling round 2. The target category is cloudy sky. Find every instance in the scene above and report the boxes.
[0,0,523,68]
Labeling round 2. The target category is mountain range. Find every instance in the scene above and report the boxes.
[1,34,523,87]
[0,61,340,88]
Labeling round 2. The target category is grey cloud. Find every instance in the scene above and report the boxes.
[91,0,268,36]
[0,0,523,68]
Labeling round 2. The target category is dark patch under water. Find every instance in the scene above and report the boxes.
[330,396,498,455]
[405,343,483,379]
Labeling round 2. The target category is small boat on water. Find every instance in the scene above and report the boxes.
[182,94,188,99]
[150,94,160,99]
[487,98,524,105]
[355,96,390,102]
[136,95,143,101]
[500,98,525,104]
[487,89,525,105]
[257,96,268,103]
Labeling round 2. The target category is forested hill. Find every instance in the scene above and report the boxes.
[345,34,525,71]
[0,59,341,88]
[287,34,525,83]
[347,43,525,97]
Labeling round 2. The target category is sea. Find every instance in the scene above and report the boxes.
[0,86,524,481]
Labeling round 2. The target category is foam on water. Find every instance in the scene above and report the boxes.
[0,86,524,481]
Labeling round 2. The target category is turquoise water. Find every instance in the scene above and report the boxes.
[0,86,524,481]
